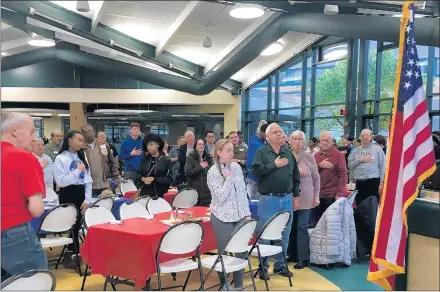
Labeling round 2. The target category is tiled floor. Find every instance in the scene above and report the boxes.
[47,247,381,291]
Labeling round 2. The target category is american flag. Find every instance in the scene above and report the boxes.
[367,1,436,290]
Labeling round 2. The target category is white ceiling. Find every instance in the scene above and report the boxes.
[1,0,320,86]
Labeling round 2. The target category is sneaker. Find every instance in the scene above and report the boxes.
[294,261,309,269]
[259,269,270,281]
[273,267,293,277]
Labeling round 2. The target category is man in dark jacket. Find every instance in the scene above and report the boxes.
[178,131,195,184]
[184,138,214,206]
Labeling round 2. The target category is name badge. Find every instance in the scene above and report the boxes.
[53,151,58,154]
[239,149,244,152]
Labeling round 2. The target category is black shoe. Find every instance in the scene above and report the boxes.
[273,267,293,277]
[294,261,309,269]
[259,269,270,280]
[286,257,296,263]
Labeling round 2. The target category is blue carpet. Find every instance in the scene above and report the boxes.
[310,261,383,291]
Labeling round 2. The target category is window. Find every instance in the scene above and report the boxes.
[367,40,377,100]
[379,100,393,114]
[432,96,439,111]
[249,79,269,111]
[271,75,276,110]
[315,60,347,105]
[434,47,439,94]
[278,108,301,120]
[380,48,398,100]
[279,61,302,109]
[432,115,439,131]
[306,56,312,106]
[417,45,429,92]
[33,118,43,138]
[315,105,344,118]
[279,121,299,137]
[378,116,391,137]
[314,118,345,139]
[151,125,169,138]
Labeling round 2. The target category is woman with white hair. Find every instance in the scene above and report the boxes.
[287,130,320,269]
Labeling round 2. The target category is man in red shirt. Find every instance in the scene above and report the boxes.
[314,131,348,222]
[1,112,48,281]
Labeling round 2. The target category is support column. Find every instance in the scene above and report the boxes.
[69,102,86,131]
[223,95,241,135]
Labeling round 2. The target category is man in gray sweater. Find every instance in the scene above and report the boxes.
[348,128,386,205]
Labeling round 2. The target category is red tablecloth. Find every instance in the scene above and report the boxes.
[164,190,178,205]
[81,206,215,289]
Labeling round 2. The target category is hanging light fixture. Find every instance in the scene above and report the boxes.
[260,41,283,56]
[230,4,265,19]
[76,1,90,13]
[202,36,212,48]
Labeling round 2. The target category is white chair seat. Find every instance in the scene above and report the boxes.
[159,258,198,274]
[201,255,248,273]
[249,244,283,257]
[40,237,73,248]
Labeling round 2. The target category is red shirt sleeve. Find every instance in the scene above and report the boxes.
[21,154,46,199]
[337,151,348,197]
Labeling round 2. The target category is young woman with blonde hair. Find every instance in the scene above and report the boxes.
[207,139,251,290]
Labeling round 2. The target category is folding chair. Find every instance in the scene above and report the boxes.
[201,220,258,291]
[120,201,150,220]
[37,204,82,276]
[248,211,292,290]
[81,206,116,291]
[43,188,58,203]
[147,197,173,215]
[1,269,56,291]
[171,189,198,209]
[155,221,205,291]
[120,179,137,198]
[134,196,151,210]
[89,197,114,212]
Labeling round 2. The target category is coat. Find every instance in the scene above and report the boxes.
[309,197,357,266]
[184,150,213,206]
[137,153,172,198]
[354,196,378,257]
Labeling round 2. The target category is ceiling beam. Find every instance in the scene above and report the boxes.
[204,11,279,75]
[1,37,30,51]
[90,1,105,33]
[243,34,322,88]
[155,1,200,57]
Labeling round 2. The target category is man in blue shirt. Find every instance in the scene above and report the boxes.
[119,122,143,182]
[246,123,268,200]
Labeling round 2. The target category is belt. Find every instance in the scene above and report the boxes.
[261,193,289,197]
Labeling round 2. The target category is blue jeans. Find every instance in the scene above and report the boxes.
[257,194,293,270]
[295,209,311,261]
[1,222,48,281]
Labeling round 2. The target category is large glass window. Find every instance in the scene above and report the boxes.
[315,60,347,105]
[306,56,312,106]
[314,118,345,139]
[279,61,302,109]
[432,115,439,131]
[367,40,378,100]
[434,48,439,94]
[248,79,269,111]
[279,121,300,137]
[378,116,391,136]
[380,48,398,100]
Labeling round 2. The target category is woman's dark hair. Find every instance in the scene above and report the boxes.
[58,130,89,170]
[373,134,387,147]
[193,137,208,158]
[311,137,318,144]
[142,133,164,153]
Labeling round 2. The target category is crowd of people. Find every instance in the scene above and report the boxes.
[2,112,439,289]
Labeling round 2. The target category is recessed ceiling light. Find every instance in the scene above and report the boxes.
[229,4,264,19]
[260,42,283,56]
[28,37,56,47]
[1,52,6,56]
[324,4,339,15]
[323,45,348,60]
